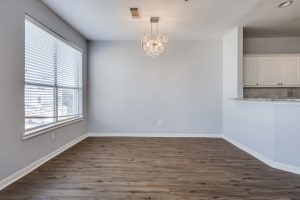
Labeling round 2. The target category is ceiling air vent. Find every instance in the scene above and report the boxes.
[130,7,140,19]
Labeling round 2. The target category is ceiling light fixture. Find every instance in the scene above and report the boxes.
[141,17,168,58]
[278,0,293,8]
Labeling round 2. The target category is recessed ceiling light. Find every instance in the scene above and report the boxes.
[278,0,293,8]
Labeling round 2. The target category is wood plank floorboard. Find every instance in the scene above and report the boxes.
[1,137,300,199]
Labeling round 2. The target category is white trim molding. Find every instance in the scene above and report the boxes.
[88,132,222,138]
[223,135,300,175]
[0,133,88,191]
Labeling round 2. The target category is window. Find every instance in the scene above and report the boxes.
[24,16,82,136]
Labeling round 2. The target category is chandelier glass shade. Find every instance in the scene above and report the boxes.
[141,17,168,57]
[141,34,168,57]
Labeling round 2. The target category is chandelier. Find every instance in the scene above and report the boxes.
[141,17,168,58]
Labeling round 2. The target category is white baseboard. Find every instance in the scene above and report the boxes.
[271,160,300,175]
[0,133,88,191]
[223,135,300,175]
[88,132,222,138]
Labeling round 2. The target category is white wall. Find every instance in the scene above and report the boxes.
[273,104,300,167]
[222,28,243,100]
[244,37,300,54]
[88,41,223,135]
[223,28,300,174]
[0,0,88,180]
[224,101,275,159]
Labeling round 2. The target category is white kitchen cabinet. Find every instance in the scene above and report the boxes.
[243,57,257,86]
[243,55,300,87]
[280,57,299,86]
[258,57,280,86]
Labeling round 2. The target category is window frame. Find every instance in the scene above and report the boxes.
[23,15,83,140]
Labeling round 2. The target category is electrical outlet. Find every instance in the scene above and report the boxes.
[158,120,163,126]
[51,133,56,140]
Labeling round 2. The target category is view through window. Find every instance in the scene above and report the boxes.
[24,16,82,134]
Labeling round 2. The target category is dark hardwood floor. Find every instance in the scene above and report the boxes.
[1,137,300,199]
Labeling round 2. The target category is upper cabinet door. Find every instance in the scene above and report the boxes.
[243,57,257,86]
[280,57,299,86]
[258,57,280,86]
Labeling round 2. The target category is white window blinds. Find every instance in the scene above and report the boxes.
[25,16,82,134]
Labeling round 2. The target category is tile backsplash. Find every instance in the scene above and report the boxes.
[244,88,300,99]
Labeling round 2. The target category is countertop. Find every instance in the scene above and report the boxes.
[229,98,300,104]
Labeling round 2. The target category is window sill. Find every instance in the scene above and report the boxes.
[23,118,83,141]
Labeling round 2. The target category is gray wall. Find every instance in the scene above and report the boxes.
[88,41,222,134]
[244,37,300,54]
[0,0,87,180]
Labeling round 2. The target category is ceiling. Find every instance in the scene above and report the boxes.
[41,0,300,41]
